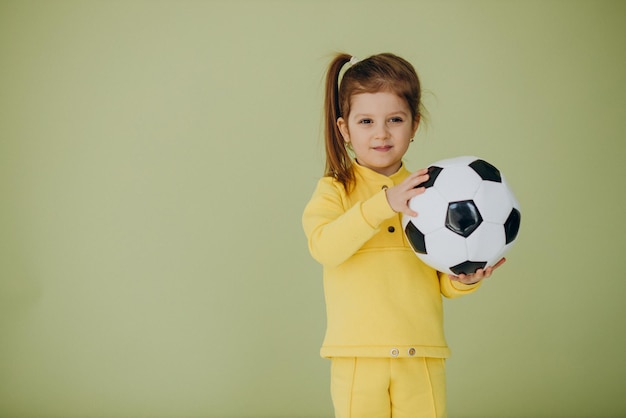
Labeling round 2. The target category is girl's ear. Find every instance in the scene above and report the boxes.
[337,117,350,143]
[411,115,420,137]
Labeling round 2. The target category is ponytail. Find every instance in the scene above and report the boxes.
[323,53,354,190]
[322,52,424,191]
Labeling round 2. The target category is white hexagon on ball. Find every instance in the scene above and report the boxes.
[473,181,514,224]
[432,166,482,202]
[406,188,448,235]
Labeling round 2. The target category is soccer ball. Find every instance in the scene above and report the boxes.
[402,156,521,276]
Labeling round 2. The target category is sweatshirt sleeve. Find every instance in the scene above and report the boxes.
[302,178,396,268]
[438,271,482,298]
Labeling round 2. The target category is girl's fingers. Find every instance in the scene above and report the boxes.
[449,258,507,283]
[413,173,429,187]
[401,203,417,217]
[403,170,429,188]
[411,186,426,197]
[492,257,506,269]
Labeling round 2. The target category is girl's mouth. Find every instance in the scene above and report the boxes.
[373,145,392,151]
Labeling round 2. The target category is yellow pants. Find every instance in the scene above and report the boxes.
[330,357,447,418]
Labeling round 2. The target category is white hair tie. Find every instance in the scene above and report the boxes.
[349,56,360,66]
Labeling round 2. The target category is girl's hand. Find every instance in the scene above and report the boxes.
[449,258,506,285]
[385,168,430,216]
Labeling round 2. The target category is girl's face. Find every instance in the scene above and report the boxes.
[337,91,419,177]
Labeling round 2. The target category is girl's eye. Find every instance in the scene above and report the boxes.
[359,119,373,125]
[389,117,404,123]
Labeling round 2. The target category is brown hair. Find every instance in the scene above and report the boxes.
[323,52,424,190]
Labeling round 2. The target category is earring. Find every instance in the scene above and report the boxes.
[410,138,415,143]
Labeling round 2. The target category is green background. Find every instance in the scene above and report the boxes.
[1,1,625,417]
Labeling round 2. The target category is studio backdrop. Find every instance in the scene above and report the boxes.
[1,1,625,417]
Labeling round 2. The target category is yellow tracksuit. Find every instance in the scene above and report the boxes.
[302,162,481,417]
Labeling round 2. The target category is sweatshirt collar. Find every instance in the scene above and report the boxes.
[353,160,410,185]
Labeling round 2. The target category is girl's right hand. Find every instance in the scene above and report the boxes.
[385,168,430,217]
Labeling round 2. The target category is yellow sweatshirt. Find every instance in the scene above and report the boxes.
[302,162,480,359]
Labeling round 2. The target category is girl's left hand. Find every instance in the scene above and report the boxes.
[449,257,506,285]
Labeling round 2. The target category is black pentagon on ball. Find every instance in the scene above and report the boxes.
[504,208,521,244]
[450,260,488,276]
[469,159,502,183]
[405,222,427,254]
[415,165,443,189]
[446,200,483,237]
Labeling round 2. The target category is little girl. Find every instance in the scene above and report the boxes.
[302,53,504,418]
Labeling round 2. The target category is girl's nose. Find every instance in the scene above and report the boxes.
[374,123,390,139]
